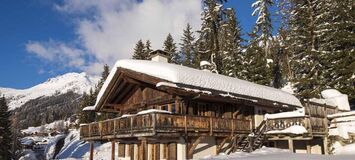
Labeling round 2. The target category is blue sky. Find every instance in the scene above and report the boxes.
[0,0,279,89]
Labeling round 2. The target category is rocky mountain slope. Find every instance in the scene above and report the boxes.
[0,72,98,110]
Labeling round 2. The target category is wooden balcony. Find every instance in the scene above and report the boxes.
[265,115,328,139]
[80,112,251,141]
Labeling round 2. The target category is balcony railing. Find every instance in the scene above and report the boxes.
[80,112,251,140]
[265,116,327,135]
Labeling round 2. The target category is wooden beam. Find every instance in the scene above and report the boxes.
[105,77,126,104]
[139,139,147,160]
[105,103,122,107]
[113,83,134,104]
[123,76,145,85]
[120,68,162,85]
[306,141,311,154]
[227,135,239,154]
[118,143,125,158]
[120,85,140,105]
[288,138,294,153]
[323,137,329,154]
[168,103,173,112]
[187,136,205,159]
[216,136,231,154]
[111,140,115,160]
[89,141,94,160]
[175,98,181,114]
[99,72,123,111]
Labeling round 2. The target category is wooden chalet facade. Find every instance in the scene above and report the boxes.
[80,50,344,160]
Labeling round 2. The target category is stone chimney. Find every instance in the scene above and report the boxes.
[200,61,212,72]
[149,49,169,63]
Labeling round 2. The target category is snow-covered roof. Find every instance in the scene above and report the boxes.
[82,106,95,111]
[328,113,355,139]
[95,60,303,109]
[328,111,355,119]
[309,89,350,111]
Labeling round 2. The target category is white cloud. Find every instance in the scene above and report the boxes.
[28,0,202,76]
[26,40,85,68]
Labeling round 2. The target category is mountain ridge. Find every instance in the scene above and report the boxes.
[0,72,98,110]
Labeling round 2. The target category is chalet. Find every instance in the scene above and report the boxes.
[80,50,350,160]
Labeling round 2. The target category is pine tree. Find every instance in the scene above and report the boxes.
[0,95,12,160]
[180,23,196,67]
[11,112,22,160]
[285,0,354,100]
[94,65,117,121]
[244,0,274,86]
[77,92,95,124]
[219,8,244,77]
[197,0,228,73]
[244,32,272,86]
[251,0,273,56]
[271,45,283,88]
[132,39,148,60]
[95,64,110,96]
[77,64,112,123]
[145,40,153,56]
[317,0,355,101]
[287,0,323,98]
[163,33,178,63]
[275,0,293,84]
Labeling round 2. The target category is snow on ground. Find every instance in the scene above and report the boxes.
[19,149,39,160]
[0,72,98,110]
[333,142,355,155]
[21,120,70,135]
[19,134,65,160]
[82,142,119,160]
[95,60,302,111]
[202,147,355,160]
[45,134,66,159]
[56,129,102,159]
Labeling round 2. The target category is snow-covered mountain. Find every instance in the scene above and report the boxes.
[0,72,98,110]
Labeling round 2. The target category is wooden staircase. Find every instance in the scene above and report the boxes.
[218,120,267,154]
[236,120,267,153]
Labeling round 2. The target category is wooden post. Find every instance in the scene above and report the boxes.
[88,124,91,138]
[139,139,147,160]
[152,113,156,135]
[210,117,213,136]
[306,141,311,154]
[185,137,189,159]
[188,136,205,159]
[184,115,187,134]
[168,103,173,112]
[89,141,94,160]
[323,137,329,155]
[175,98,181,114]
[111,140,115,160]
[216,136,231,154]
[118,143,125,158]
[288,139,294,153]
